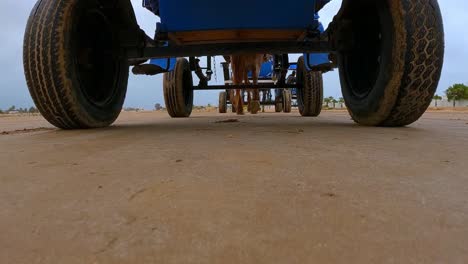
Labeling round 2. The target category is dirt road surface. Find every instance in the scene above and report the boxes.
[1,110,467,263]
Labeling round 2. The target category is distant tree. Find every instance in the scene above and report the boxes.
[446,84,468,107]
[193,105,206,110]
[154,103,163,111]
[324,97,331,108]
[7,105,16,112]
[326,96,335,108]
[28,107,38,113]
[0,109,3,114]
[338,97,345,108]
[207,103,212,108]
[433,94,442,108]
[332,99,338,109]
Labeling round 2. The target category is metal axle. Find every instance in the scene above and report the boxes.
[193,83,299,90]
[126,40,332,60]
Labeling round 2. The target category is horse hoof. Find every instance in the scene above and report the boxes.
[250,101,261,114]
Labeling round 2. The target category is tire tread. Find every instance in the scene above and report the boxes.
[382,0,444,126]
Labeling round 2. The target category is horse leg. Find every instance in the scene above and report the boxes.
[250,70,260,114]
[236,89,244,115]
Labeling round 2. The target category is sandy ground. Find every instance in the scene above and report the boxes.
[0,110,467,264]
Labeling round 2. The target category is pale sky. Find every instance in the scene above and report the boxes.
[0,0,466,110]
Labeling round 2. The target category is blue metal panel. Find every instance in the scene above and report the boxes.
[305,53,330,68]
[144,0,333,20]
[259,61,273,78]
[304,21,330,69]
[149,58,176,71]
[158,0,318,32]
[246,61,273,79]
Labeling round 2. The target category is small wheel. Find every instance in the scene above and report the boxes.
[283,90,292,113]
[296,57,323,117]
[275,96,283,112]
[23,0,129,129]
[337,0,444,126]
[163,58,194,118]
[219,91,227,113]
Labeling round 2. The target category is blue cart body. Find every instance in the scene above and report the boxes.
[258,61,274,79]
[143,0,331,73]
[144,0,330,31]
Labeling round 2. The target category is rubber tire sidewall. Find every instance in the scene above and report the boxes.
[338,0,444,126]
[24,0,129,129]
[219,91,227,113]
[297,56,323,117]
[275,96,283,112]
[163,58,194,118]
[283,90,292,113]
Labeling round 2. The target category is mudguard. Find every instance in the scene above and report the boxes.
[304,20,331,70]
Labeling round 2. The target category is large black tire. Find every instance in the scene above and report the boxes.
[296,57,323,117]
[163,58,194,118]
[219,91,227,113]
[283,90,292,113]
[23,0,129,129]
[336,0,444,126]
